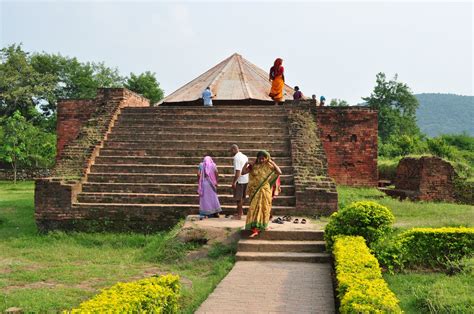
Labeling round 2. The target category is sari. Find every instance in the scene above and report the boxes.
[269,58,285,102]
[245,161,280,231]
[198,156,222,216]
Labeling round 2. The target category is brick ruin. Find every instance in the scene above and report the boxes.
[315,106,378,186]
[35,88,378,232]
[382,156,457,202]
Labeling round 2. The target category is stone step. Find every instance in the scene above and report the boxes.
[81,182,296,195]
[116,120,288,128]
[240,229,324,241]
[76,192,296,206]
[93,156,293,166]
[86,173,295,185]
[90,164,294,175]
[122,106,286,114]
[238,240,326,253]
[118,114,288,122]
[111,126,289,136]
[102,140,290,151]
[98,148,291,158]
[107,132,287,142]
[71,203,297,216]
[235,252,331,263]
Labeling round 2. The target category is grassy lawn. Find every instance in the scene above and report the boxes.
[0,181,235,313]
[338,186,474,229]
[338,186,474,313]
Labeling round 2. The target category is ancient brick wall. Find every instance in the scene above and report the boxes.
[315,106,378,186]
[286,105,338,215]
[56,100,96,158]
[394,156,456,202]
[36,88,150,232]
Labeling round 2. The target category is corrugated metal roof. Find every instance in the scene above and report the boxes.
[160,53,294,105]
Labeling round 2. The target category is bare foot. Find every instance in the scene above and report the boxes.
[249,231,259,238]
[231,215,242,220]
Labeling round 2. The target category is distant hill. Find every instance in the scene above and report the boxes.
[415,93,474,137]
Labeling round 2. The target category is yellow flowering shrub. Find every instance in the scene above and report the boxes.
[333,236,402,313]
[69,274,180,313]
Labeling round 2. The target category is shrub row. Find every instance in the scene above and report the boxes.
[69,274,180,313]
[333,236,402,313]
[376,227,474,273]
[399,227,474,269]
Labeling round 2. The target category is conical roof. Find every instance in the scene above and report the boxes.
[160,53,294,105]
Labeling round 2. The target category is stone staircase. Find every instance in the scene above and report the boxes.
[236,229,331,263]
[72,106,297,226]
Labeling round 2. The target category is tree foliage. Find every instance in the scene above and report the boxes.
[125,71,164,104]
[0,111,56,182]
[363,73,420,142]
[329,98,349,107]
[0,44,56,121]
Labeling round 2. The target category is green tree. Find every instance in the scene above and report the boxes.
[363,73,420,142]
[0,111,30,183]
[329,98,350,106]
[0,44,56,121]
[125,71,164,104]
[31,53,125,116]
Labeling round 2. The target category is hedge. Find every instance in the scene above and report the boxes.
[325,201,394,250]
[69,274,180,313]
[398,227,474,269]
[333,236,402,313]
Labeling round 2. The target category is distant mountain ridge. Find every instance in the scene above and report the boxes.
[415,93,474,137]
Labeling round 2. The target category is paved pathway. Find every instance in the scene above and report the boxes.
[196,261,336,314]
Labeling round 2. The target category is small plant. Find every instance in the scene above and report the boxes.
[325,201,395,250]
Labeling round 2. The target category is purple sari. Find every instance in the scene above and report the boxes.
[198,157,222,216]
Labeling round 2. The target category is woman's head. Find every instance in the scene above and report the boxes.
[203,156,214,164]
[256,150,271,164]
[274,58,283,67]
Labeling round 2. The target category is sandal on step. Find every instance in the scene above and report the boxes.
[301,219,307,224]
[293,219,299,224]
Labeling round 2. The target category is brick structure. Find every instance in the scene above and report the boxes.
[56,99,96,158]
[382,156,457,202]
[286,105,338,215]
[35,88,150,232]
[315,106,378,187]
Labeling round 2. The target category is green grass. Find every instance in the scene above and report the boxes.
[0,181,235,312]
[338,186,474,229]
[384,269,474,313]
[338,185,474,313]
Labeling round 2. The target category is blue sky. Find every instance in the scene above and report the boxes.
[1,1,472,104]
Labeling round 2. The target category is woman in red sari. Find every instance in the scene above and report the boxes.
[269,58,285,105]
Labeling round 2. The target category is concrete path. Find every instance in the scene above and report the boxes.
[196,261,336,314]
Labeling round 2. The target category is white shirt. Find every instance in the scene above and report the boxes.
[233,152,249,184]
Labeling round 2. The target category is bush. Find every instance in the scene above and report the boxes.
[333,236,402,313]
[69,274,180,313]
[325,201,395,250]
[397,227,474,270]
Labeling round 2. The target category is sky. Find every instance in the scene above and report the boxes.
[1,0,473,104]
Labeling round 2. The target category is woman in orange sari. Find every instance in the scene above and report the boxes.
[269,58,285,105]
[241,151,282,238]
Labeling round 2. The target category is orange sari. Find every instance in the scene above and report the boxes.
[269,75,284,102]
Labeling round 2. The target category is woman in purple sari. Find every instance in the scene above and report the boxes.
[197,156,222,218]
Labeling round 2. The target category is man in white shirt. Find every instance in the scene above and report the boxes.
[230,144,249,220]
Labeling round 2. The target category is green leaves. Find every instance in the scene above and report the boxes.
[363,72,420,142]
[125,71,164,104]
